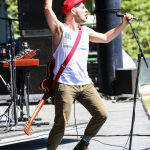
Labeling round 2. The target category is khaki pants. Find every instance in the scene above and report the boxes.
[46,82,108,150]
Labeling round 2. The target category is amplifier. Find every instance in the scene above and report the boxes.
[115,69,137,95]
[18,0,44,13]
[18,0,65,31]
[19,12,49,30]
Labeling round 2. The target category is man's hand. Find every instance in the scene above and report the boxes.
[123,12,133,25]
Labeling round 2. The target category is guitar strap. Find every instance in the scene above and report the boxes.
[51,26,83,88]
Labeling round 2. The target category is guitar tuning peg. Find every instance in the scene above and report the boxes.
[25,125,28,128]
[30,130,33,133]
[30,130,34,134]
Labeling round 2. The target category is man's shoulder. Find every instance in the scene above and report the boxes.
[82,25,93,34]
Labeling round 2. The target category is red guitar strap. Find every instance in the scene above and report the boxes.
[51,26,83,88]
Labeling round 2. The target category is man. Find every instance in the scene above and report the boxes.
[44,0,133,149]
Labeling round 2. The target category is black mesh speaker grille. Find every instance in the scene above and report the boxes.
[115,69,137,95]
[18,0,44,13]
[19,12,49,30]
[18,0,65,30]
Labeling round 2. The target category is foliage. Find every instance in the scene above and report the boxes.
[144,100,150,111]
[121,0,150,58]
[84,0,94,15]
[5,0,19,39]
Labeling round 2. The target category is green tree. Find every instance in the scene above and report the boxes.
[5,0,19,39]
[85,0,94,14]
[121,0,150,58]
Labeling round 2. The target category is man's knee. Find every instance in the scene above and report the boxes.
[103,111,108,121]
[96,110,108,122]
[102,108,108,119]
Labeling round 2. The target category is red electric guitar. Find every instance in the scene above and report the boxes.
[24,58,55,135]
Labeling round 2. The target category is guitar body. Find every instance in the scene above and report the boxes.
[39,58,55,93]
[24,58,55,135]
[39,58,55,105]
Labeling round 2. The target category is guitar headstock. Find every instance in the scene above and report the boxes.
[24,122,33,135]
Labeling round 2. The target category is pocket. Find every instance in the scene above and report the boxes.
[53,82,60,94]
[53,82,65,93]
[58,83,65,91]
[58,83,71,92]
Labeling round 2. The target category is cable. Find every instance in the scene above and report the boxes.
[74,100,79,142]
[64,129,149,149]
[64,134,150,137]
[135,19,140,34]
[34,49,41,59]
[92,138,129,150]
[123,92,150,149]
[29,72,40,119]
[73,100,130,150]
[123,135,130,150]
[29,72,36,103]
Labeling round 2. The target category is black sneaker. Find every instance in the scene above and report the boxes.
[74,138,90,150]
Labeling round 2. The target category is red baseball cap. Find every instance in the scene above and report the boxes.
[62,0,86,15]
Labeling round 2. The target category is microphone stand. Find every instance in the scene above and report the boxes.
[126,18,149,150]
[0,17,19,126]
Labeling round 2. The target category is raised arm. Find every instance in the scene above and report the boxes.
[44,0,63,51]
[89,13,133,43]
[44,0,63,34]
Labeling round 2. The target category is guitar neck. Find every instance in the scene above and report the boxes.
[24,99,45,135]
[29,99,45,124]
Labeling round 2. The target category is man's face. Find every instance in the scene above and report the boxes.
[72,2,88,24]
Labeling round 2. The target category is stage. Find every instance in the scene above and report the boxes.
[0,90,150,150]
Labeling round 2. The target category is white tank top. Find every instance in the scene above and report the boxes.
[53,23,92,85]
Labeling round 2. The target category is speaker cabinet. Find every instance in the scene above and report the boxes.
[0,0,8,43]
[26,66,47,94]
[18,0,47,30]
[19,12,49,30]
[115,69,137,95]
[18,0,44,12]
[18,36,53,65]
[18,0,65,31]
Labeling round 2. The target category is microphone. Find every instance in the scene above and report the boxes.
[116,12,140,21]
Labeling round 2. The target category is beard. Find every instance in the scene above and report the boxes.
[75,13,87,24]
